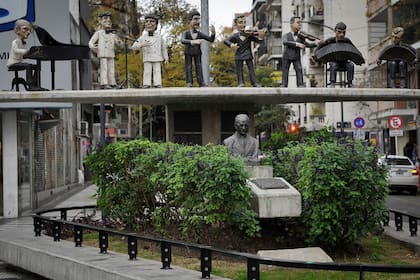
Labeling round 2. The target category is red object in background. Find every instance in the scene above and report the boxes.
[289,123,298,133]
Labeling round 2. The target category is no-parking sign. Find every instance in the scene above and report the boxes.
[389,115,403,130]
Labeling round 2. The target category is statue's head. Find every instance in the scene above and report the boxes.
[14,19,32,40]
[99,11,112,29]
[234,14,247,32]
[144,14,158,32]
[290,16,301,32]
[334,22,347,40]
[234,114,250,136]
[391,27,404,44]
[188,9,201,30]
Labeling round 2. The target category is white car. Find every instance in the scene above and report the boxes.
[379,155,419,195]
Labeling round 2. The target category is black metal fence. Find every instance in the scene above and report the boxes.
[33,206,420,280]
[385,208,420,236]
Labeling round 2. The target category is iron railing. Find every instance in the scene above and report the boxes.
[385,208,420,236]
[33,206,420,280]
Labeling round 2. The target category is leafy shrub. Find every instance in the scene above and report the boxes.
[85,140,260,237]
[270,137,389,249]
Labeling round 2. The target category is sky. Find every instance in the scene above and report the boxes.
[185,0,252,29]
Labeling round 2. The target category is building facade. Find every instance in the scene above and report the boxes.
[0,0,91,218]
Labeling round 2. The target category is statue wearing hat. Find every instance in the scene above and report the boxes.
[89,11,122,89]
[131,14,168,88]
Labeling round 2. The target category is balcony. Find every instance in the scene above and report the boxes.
[252,0,267,11]
[267,46,282,62]
[268,20,282,32]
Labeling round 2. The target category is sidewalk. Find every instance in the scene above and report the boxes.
[0,185,228,280]
[383,219,420,255]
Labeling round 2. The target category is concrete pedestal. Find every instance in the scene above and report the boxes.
[248,177,301,218]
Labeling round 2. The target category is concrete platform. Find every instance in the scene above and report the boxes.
[0,87,419,105]
[248,177,302,218]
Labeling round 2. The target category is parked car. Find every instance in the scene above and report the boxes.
[379,155,419,195]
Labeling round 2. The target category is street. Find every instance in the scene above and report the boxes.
[386,193,420,217]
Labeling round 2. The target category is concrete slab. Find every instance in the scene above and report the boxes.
[248,177,301,218]
[0,87,419,105]
[257,247,333,263]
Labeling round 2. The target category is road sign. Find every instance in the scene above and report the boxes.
[353,117,365,128]
[389,115,403,130]
[389,129,403,137]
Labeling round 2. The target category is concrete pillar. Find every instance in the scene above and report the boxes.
[2,111,18,217]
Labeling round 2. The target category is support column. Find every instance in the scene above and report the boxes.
[2,111,18,217]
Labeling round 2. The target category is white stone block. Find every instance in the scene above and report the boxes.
[248,177,301,218]
[247,165,273,178]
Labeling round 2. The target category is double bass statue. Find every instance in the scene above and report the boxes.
[313,22,365,88]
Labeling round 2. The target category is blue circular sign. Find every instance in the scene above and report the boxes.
[354,117,365,128]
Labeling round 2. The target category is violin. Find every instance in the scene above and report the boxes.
[298,31,320,41]
[243,21,267,37]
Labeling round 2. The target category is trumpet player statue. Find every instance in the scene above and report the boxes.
[224,14,265,87]
[89,11,122,89]
[281,16,318,88]
[377,27,417,88]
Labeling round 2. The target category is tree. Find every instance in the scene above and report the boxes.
[255,104,293,134]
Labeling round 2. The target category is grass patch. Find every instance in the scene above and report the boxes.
[68,232,420,279]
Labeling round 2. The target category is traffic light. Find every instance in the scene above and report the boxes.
[288,123,298,133]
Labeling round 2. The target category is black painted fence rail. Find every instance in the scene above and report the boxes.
[33,205,420,280]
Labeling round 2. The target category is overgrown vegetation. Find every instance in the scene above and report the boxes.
[85,140,261,240]
[265,130,389,249]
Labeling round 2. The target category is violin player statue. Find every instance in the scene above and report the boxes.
[181,9,215,87]
[281,16,319,88]
[224,14,266,87]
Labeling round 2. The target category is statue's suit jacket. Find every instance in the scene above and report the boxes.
[224,32,261,61]
[181,30,215,56]
[282,32,316,61]
[223,132,259,161]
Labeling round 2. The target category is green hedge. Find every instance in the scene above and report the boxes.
[85,140,260,237]
[270,137,389,249]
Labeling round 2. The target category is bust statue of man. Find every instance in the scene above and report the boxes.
[223,114,259,164]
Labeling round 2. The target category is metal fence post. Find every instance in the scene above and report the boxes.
[34,216,42,236]
[247,258,260,280]
[383,214,390,226]
[60,209,67,221]
[161,241,172,269]
[395,212,403,231]
[409,216,418,236]
[74,225,83,247]
[52,221,61,241]
[200,248,212,278]
[99,230,108,253]
[128,236,137,260]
